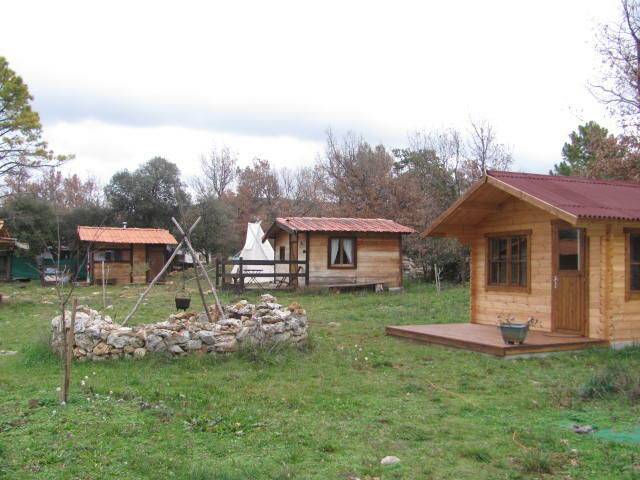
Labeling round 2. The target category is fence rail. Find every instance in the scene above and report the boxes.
[215,257,308,291]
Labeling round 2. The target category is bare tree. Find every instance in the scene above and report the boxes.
[591,0,640,128]
[194,145,238,199]
[466,118,512,179]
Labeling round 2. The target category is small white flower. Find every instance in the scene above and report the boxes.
[109,391,113,395]
[56,387,61,392]
[84,376,89,380]
[60,401,66,406]
[364,357,368,361]
[52,409,57,415]
[81,380,86,386]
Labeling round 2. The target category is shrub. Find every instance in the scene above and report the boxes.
[518,449,553,474]
[579,363,640,402]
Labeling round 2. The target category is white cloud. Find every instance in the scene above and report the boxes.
[48,120,324,181]
[0,0,621,180]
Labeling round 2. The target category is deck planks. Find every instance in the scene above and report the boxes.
[385,323,608,357]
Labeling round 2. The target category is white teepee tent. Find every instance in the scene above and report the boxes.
[231,222,275,282]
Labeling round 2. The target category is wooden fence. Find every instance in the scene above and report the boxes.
[215,257,307,291]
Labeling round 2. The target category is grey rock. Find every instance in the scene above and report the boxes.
[380,456,400,466]
[186,339,202,350]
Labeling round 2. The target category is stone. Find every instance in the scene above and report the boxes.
[169,345,184,355]
[288,302,302,312]
[74,333,96,351]
[380,456,400,466]
[197,330,216,345]
[145,334,163,351]
[73,347,87,357]
[166,330,190,346]
[133,348,146,359]
[123,345,136,354]
[328,322,341,328]
[260,293,277,303]
[186,339,202,351]
[106,333,129,349]
[93,342,111,356]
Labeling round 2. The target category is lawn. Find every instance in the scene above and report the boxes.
[1,279,640,479]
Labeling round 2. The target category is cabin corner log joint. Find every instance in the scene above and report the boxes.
[388,170,640,354]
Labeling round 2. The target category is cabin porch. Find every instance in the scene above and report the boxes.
[385,323,608,357]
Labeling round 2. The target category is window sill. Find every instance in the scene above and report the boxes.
[485,284,531,294]
[626,291,640,301]
[328,265,357,270]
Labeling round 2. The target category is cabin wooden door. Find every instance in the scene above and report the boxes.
[551,223,587,335]
[146,246,166,283]
[289,234,298,287]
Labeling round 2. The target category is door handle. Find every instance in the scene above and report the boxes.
[553,275,558,289]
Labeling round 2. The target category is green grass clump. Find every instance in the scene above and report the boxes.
[579,361,640,403]
[0,280,639,478]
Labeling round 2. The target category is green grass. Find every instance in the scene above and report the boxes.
[1,280,640,479]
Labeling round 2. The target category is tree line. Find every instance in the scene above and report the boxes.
[3,1,640,281]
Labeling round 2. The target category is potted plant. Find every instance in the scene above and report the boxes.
[497,315,538,345]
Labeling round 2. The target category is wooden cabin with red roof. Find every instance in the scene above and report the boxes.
[262,217,415,289]
[77,226,178,284]
[387,171,640,356]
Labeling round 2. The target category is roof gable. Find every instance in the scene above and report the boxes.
[425,171,640,238]
[77,226,178,245]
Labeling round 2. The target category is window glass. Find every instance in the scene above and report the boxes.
[558,228,580,271]
[631,233,640,263]
[94,249,131,262]
[329,238,356,266]
[631,233,640,292]
[488,235,528,288]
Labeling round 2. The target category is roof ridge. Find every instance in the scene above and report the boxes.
[488,170,640,188]
[78,226,170,231]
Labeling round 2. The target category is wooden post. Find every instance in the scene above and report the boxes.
[101,260,106,309]
[171,217,225,320]
[305,232,310,287]
[60,298,77,404]
[122,239,184,325]
[193,263,213,323]
[239,257,244,292]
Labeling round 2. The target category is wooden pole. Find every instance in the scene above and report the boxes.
[101,260,106,309]
[122,239,184,325]
[171,217,225,320]
[239,256,244,293]
[61,298,77,404]
[193,262,213,322]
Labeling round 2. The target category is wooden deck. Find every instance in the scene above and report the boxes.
[385,323,609,357]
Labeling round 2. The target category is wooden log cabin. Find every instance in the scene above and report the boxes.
[387,171,640,355]
[262,217,415,289]
[77,226,178,285]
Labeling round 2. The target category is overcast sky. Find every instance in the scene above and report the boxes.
[0,0,621,183]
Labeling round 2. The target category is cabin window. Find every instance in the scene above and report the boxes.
[328,237,356,268]
[487,233,529,289]
[94,249,131,263]
[628,230,640,298]
[279,246,286,261]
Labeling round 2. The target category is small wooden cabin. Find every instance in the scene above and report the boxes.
[388,171,640,355]
[0,220,17,281]
[77,226,178,285]
[262,217,414,289]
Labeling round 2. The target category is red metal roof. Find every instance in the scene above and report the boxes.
[77,226,178,245]
[488,171,640,222]
[265,217,415,238]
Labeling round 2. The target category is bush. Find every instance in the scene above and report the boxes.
[579,363,640,402]
[518,449,553,474]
